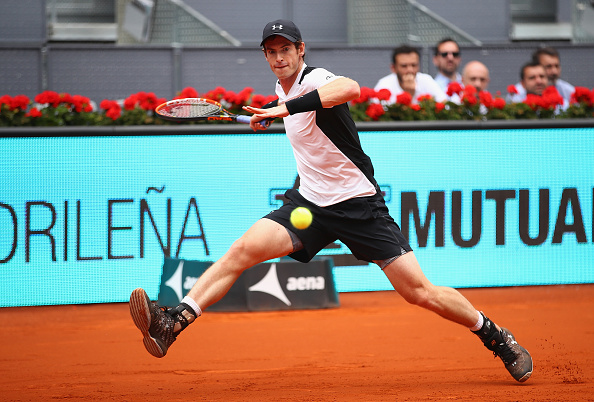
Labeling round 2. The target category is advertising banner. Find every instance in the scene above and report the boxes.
[1,128,593,306]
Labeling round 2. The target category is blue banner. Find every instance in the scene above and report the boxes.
[1,128,593,306]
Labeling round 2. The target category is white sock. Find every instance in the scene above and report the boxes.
[469,311,483,332]
[181,296,202,317]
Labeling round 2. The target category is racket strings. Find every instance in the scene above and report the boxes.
[161,101,221,118]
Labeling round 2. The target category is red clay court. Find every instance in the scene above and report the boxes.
[1,284,593,401]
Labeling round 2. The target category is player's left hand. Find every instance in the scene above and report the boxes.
[243,104,289,131]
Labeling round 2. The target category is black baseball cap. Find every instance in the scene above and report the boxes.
[260,19,302,47]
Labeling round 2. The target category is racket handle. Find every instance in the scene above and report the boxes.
[236,115,252,124]
[236,115,271,128]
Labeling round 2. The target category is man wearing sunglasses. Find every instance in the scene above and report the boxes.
[433,38,462,93]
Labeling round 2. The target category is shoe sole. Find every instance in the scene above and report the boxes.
[129,288,166,358]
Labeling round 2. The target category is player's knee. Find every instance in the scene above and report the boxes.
[403,287,432,309]
[226,236,265,268]
[224,238,254,269]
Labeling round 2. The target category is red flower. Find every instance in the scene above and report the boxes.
[541,86,563,109]
[100,99,122,120]
[0,95,11,108]
[204,86,226,101]
[59,93,73,105]
[35,90,61,107]
[105,105,122,120]
[524,94,545,110]
[493,97,506,110]
[223,90,237,105]
[26,107,42,118]
[365,103,385,121]
[479,91,494,108]
[435,102,446,113]
[411,104,421,111]
[417,94,433,102]
[447,82,463,97]
[507,85,518,95]
[100,99,118,110]
[178,86,199,99]
[0,95,31,111]
[71,94,92,113]
[250,94,266,108]
[396,92,412,106]
[124,94,138,110]
[375,88,391,102]
[352,87,375,104]
[570,86,593,106]
[14,94,30,110]
[236,87,253,106]
[138,92,159,110]
[459,85,477,105]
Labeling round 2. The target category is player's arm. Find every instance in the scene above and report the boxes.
[243,77,360,128]
[317,77,361,107]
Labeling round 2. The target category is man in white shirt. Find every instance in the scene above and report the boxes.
[375,45,447,104]
[433,38,462,93]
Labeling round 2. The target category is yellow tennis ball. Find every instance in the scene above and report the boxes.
[290,207,313,230]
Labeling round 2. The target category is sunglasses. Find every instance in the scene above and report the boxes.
[439,51,460,58]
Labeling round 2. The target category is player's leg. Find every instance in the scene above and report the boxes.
[381,252,532,382]
[381,252,478,326]
[186,218,295,309]
[130,218,295,358]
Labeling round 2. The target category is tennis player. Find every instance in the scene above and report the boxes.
[130,19,533,383]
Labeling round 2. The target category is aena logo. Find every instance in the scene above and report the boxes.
[248,263,325,306]
[163,260,199,302]
[164,261,325,306]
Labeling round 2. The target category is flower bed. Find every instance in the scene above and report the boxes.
[1,84,593,127]
[350,84,594,122]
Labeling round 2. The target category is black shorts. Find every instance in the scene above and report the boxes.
[264,189,412,263]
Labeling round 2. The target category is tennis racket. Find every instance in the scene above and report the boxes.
[155,97,270,127]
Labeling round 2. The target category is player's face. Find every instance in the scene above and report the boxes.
[522,65,547,96]
[538,54,561,84]
[392,52,420,79]
[263,36,305,84]
[433,41,461,75]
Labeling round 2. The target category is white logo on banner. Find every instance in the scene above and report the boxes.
[248,263,292,306]
[164,260,184,302]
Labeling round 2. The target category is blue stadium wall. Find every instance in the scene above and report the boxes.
[1,121,593,307]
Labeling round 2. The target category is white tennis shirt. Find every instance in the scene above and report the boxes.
[276,64,377,207]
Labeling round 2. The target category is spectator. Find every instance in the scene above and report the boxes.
[508,61,568,111]
[532,47,575,101]
[511,47,574,102]
[508,61,547,103]
[375,45,447,104]
[461,61,490,92]
[433,38,462,92]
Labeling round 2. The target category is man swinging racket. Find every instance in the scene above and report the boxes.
[130,19,533,383]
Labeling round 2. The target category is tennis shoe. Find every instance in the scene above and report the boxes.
[129,288,177,358]
[488,327,533,382]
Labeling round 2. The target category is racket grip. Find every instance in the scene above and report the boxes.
[236,115,271,128]
[236,115,252,124]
